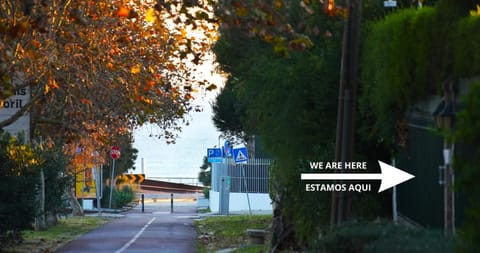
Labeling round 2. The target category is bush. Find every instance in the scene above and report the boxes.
[0,134,38,245]
[102,186,135,209]
[114,186,134,208]
[454,81,480,253]
[313,221,454,253]
[203,187,210,199]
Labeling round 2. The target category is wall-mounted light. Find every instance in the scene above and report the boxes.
[433,100,455,130]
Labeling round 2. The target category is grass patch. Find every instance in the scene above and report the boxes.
[3,216,111,253]
[195,214,271,253]
[197,207,211,214]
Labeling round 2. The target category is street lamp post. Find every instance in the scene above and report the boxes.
[433,79,456,236]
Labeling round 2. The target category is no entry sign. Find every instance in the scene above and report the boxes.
[110,145,121,160]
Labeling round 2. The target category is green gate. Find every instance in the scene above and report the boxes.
[397,122,447,228]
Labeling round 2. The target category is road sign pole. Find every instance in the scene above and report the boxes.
[109,158,115,209]
[94,166,102,216]
[81,169,85,208]
[100,164,103,199]
[241,164,252,215]
[108,146,121,209]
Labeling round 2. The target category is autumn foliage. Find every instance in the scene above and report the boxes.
[214,0,345,56]
[0,0,218,166]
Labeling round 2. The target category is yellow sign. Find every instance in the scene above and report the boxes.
[116,174,145,184]
[75,168,97,198]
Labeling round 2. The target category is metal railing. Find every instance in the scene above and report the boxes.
[212,158,271,193]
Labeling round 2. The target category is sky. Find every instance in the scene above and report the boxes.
[132,58,224,181]
[132,100,221,180]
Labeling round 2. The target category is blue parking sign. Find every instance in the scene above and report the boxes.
[207,148,222,158]
[207,148,223,163]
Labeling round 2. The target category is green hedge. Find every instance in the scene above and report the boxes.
[454,81,480,253]
[360,6,480,253]
[360,7,438,143]
[313,221,454,253]
[453,16,480,77]
[360,7,480,143]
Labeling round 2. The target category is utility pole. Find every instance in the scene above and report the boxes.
[331,0,363,227]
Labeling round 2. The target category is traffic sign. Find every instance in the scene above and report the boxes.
[207,148,222,157]
[110,145,121,160]
[223,140,232,157]
[116,174,145,184]
[207,148,223,163]
[384,0,397,7]
[233,147,249,163]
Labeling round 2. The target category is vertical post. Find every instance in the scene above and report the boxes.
[442,79,455,236]
[81,168,85,208]
[444,146,455,235]
[141,194,145,213]
[95,166,102,217]
[241,164,252,215]
[109,159,116,209]
[170,193,174,213]
[392,158,398,224]
[331,0,363,227]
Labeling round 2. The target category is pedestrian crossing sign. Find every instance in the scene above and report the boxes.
[233,147,249,163]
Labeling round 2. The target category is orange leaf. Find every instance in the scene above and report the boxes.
[167,63,176,71]
[117,6,130,18]
[131,64,141,74]
[80,98,91,104]
[143,98,153,105]
[47,77,60,91]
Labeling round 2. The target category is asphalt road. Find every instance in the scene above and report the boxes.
[56,199,200,253]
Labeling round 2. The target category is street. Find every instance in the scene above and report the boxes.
[56,198,200,253]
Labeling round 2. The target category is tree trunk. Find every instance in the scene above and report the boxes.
[66,187,84,216]
[35,168,47,231]
[270,191,296,252]
[46,212,58,226]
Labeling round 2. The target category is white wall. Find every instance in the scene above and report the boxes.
[210,190,220,213]
[209,190,272,213]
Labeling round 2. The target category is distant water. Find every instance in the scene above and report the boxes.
[132,103,221,181]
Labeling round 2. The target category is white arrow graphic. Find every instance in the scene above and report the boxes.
[300,160,415,193]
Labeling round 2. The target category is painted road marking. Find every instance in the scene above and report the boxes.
[114,217,156,253]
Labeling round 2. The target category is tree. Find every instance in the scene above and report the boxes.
[1,0,220,222]
[212,0,427,250]
[212,4,344,248]
[198,156,211,187]
[1,0,218,147]
[211,80,247,139]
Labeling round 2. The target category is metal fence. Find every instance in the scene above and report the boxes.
[212,158,271,193]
